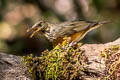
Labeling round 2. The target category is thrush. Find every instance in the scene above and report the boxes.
[27,20,108,46]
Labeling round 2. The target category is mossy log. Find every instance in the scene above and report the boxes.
[0,38,120,80]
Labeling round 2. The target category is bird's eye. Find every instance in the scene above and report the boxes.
[38,23,42,27]
[41,30,45,33]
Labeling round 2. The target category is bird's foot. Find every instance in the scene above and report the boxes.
[69,41,77,47]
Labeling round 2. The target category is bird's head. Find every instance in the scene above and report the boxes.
[27,20,50,38]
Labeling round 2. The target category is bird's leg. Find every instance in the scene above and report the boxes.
[68,32,83,47]
[69,41,77,47]
[68,37,77,47]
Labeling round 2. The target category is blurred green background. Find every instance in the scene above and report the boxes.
[0,0,120,56]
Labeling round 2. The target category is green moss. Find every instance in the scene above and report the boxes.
[101,45,120,80]
[22,37,88,80]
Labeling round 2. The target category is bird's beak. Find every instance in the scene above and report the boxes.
[27,26,41,38]
[27,26,39,32]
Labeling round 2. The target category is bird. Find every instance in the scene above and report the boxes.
[27,20,108,46]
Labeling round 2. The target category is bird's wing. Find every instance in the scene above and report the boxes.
[57,20,96,36]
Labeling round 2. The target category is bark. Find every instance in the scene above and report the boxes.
[0,53,32,80]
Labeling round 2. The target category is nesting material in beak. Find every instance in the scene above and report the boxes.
[26,28,32,32]
[27,27,41,38]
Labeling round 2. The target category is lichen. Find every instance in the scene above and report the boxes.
[22,37,88,80]
[101,45,120,80]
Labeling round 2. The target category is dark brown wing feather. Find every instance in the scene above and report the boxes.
[57,20,98,36]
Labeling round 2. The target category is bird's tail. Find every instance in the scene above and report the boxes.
[98,20,110,24]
